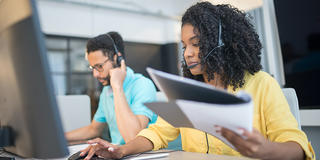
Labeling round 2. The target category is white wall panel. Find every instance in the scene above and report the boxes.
[36,0,181,44]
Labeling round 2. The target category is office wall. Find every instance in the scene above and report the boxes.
[36,0,183,44]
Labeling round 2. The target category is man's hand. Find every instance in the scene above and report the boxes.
[217,126,272,159]
[80,138,124,160]
[110,59,126,90]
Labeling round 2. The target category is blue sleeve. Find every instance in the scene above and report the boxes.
[130,77,158,124]
[93,94,107,123]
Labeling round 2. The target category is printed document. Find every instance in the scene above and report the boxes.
[145,67,253,149]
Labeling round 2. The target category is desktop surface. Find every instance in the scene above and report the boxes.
[1,147,255,160]
[165,151,255,160]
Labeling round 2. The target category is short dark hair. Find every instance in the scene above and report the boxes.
[181,2,262,90]
[86,31,125,60]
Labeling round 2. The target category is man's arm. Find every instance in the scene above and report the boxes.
[65,120,106,142]
[113,87,150,143]
[110,60,150,143]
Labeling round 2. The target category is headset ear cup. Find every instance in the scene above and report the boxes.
[116,55,123,66]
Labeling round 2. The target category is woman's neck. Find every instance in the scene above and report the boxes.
[203,73,225,90]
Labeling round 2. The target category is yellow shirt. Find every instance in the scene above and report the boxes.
[138,71,315,160]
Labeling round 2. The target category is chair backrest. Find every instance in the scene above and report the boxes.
[56,95,91,132]
[282,88,301,129]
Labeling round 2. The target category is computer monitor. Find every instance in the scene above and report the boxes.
[0,0,68,158]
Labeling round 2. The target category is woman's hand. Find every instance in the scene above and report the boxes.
[216,126,272,159]
[218,126,305,160]
[80,138,124,160]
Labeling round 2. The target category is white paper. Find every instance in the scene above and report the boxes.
[145,67,254,150]
[176,94,253,149]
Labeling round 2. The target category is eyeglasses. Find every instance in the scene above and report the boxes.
[89,59,109,72]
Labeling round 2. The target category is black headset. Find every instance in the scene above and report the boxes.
[186,20,224,69]
[203,19,224,59]
[105,33,123,67]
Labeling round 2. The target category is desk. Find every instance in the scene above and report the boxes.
[135,150,255,160]
[1,149,255,160]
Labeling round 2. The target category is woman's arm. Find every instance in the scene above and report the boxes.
[80,136,154,160]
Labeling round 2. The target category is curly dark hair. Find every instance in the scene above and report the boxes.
[86,31,125,60]
[181,2,262,90]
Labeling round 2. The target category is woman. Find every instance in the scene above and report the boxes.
[80,2,315,160]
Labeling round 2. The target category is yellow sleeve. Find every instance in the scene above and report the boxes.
[261,75,315,160]
[137,116,180,150]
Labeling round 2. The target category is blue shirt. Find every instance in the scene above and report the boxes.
[93,67,158,145]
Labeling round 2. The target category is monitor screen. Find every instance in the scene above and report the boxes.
[0,0,68,158]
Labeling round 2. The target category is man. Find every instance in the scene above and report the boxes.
[65,32,158,145]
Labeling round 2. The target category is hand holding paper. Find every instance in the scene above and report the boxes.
[219,127,273,158]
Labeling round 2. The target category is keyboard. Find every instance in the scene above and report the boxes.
[0,149,15,160]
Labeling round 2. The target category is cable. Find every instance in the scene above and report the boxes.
[205,132,209,154]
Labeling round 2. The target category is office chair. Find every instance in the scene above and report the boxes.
[156,91,168,102]
[56,95,91,132]
[282,88,301,129]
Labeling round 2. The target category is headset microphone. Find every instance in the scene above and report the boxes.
[186,20,224,69]
[187,63,199,69]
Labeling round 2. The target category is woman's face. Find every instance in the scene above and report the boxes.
[181,23,204,75]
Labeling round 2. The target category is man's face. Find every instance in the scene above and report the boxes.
[87,50,114,86]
